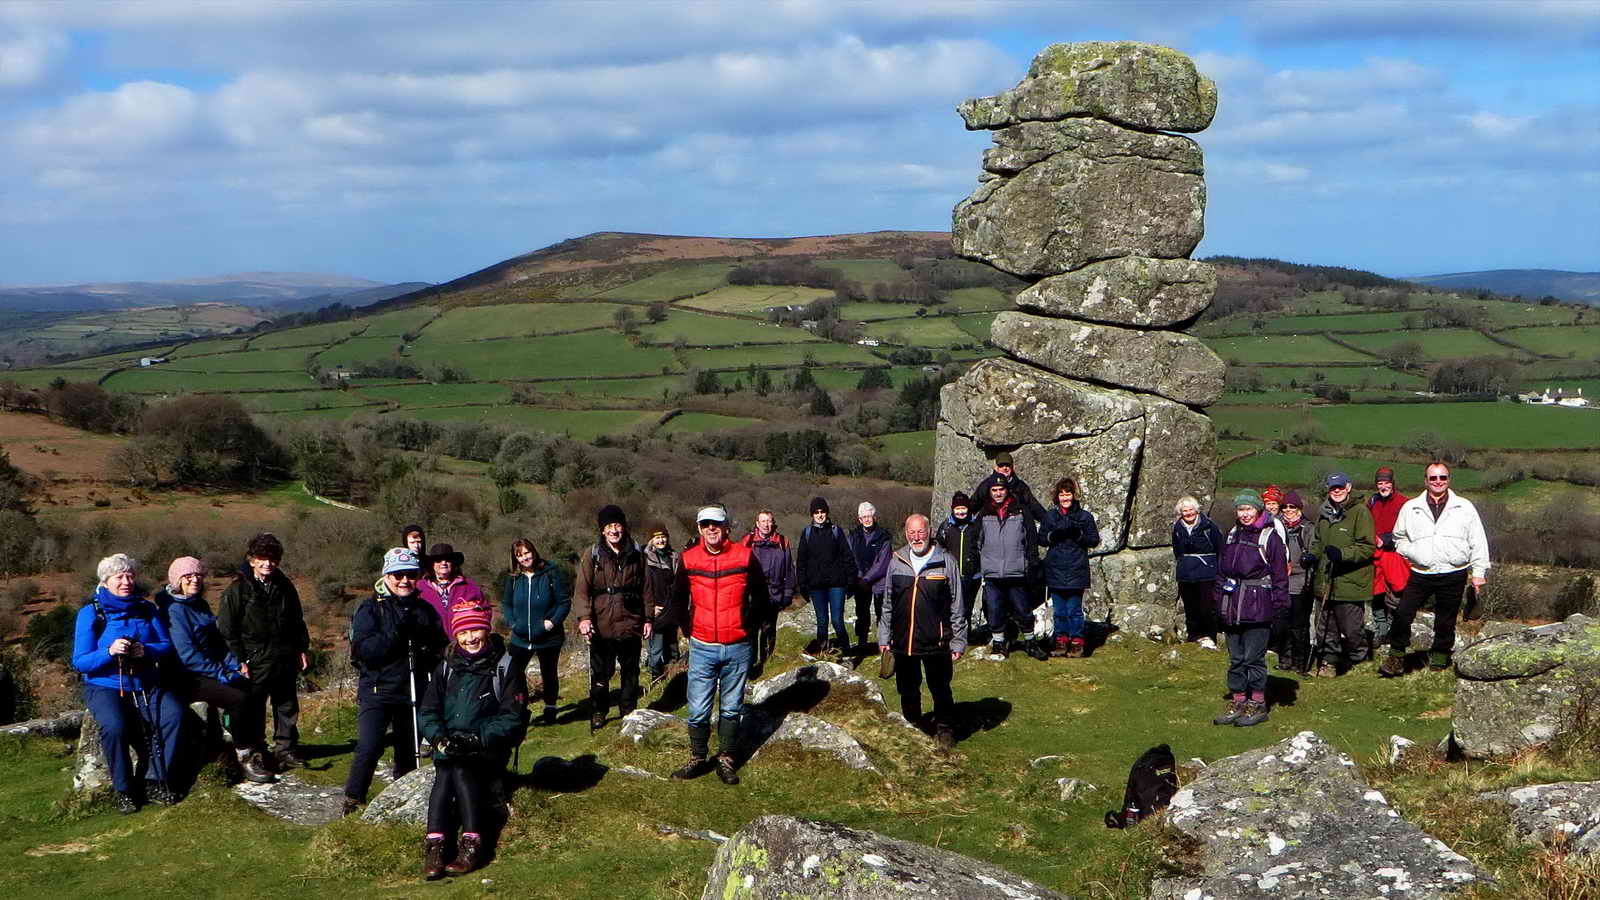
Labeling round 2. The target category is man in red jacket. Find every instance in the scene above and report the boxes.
[671,505,767,786]
[1367,466,1410,653]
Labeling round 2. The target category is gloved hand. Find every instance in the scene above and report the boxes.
[1048,528,1069,544]
[1299,552,1319,570]
[1062,525,1081,541]
[433,736,452,756]
[1324,545,1343,566]
[1378,532,1396,552]
[448,730,483,754]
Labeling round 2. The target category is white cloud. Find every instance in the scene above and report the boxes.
[16,81,199,153]
[1465,111,1531,139]
[0,24,66,88]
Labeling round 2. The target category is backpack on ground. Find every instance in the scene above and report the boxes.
[1104,743,1178,829]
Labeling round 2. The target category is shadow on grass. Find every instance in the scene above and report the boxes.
[950,696,1012,743]
[521,752,610,793]
[1265,675,1300,708]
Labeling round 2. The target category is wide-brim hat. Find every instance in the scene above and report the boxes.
[424,542,464,567]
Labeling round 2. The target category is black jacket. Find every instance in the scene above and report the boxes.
[879,545,968,656]
[796,520,857,593]
[349,586,446,706]
[1171,515,1225,584]
[935,514,982,582]
[1040,502,1101,590]
[216,568,310,679]
[417,635,528,762]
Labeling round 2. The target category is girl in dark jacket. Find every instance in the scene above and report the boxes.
[1212,490,1290,728]
[1040,477,1101,658]
[795,496,856,657]
[418,599,529,880]
[500,538,568,726]
[1171,496,1224,646]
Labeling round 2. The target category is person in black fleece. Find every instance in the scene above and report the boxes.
[795,496,855,657]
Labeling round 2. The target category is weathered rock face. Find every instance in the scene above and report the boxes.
[742,710,877,772]
[958,41,1217,133]
[1452,617,1600,759]
[747,660,887,710]
[361,766,435,825]
[1155,731,1488,898]
[620,708,685,744]
[73,714,110,795]
[1128,396,1216,548]
[1480,781,1600,854]
[701,815,1067,899]
[1,709,85,739]
[1015,256,1215,327]
[992,312,1224,406]
[235,773,349,826]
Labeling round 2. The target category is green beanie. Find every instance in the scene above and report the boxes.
[1232,489,1264,512]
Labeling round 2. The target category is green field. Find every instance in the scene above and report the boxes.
[1209,334,1375,364]
[599,262,737,301]
[1211,402,1600,450]
[314,336,403,370]
[1228,366,1427,389]
[239,390,378,413]
[1340,328,1520,360]
[166,337,254,358]
[815,257,908,283]
[1219,451,1485,493]
[355,382,514,406]
[173,348,316,372]
[356,306,439,337]
[676,285,834,314]
[249,320,370,350]
[660,412,762,434]
[402,405,661,440]
[422,302,620,342]
[104,368,318,392]
[806,365,940,391]
[836,301,925,320]
[1499,325,1600,357]
[1215,311,1412,335]
[877,430,935,457]
[40,344,186,369]
[410,332,677,380]
[944,287,1012,311]
[638,310,822,346]
[530,376,684,399]
[684,343,881,371]
[862,316,972,347]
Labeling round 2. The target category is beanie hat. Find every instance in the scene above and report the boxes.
[597,504,627,530]
[1232,489,1264,512]
[1326,471,1352,489]
[645,521,670,540]
[994,451,1014,467]
[951,491,970,509]
[448,598,493,637]
[167,556,205,585]
[1282,490,1305,509]
[858,501,876,518]
[1262,484,1284,503]
[382,547,422,575]
[1375,466,1396,484]
[809,496,829,515]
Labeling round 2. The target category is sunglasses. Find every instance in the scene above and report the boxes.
[389,572,418,580]
[1426,475,1450,482]
[698,521,725,529]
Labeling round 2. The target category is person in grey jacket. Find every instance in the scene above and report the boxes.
[973,480,1047,661]
[878,514,965,751]
[1382,462,1491,675]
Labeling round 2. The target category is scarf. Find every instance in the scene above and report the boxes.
[1320,497,1346,524]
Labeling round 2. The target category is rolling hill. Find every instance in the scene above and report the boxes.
[1410,269,1600,305]
[0,272,394,313]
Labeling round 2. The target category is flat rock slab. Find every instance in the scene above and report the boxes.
[1155,731,1488,899]
[1480,781,1600,853]
[235,773,349,826]
[992,312,1224,407]
[744,710,878,773]
[1453,616,1600,759]
[702,814,1068,899]
[1016,257,1215,328]
[621,708,685,744]
[747,661,887,710]
[361,766,435,826]
[2,709,85,739]
[944,358,1146,446]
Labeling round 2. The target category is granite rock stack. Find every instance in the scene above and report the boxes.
[935,42,1222,631]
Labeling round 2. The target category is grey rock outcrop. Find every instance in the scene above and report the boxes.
[1155,731,1488,899]
[73,714,110,795]
[1016,257,1216,327]
[2,709,85,739]
[747,660,887,710]
[1452,616,1600,759]
[742,710,877,773]
[1480,781,1600,854]
[235,773,349,826]
[701,815,1067,899]
[620,708,685,744]
[360,765,495,826]
[991,312,1225,406]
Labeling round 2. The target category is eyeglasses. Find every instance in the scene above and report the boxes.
[1426,475,1450,482]
[698,521,724,530]
[390,572,418,581]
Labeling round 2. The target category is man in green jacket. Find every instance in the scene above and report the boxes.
[1304,472,1376,676]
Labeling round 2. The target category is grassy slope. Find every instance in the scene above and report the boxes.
[1211,402,1600,450]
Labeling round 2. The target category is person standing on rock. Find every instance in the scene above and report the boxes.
[741,511,796,673]
[217,532,311,774]
[500,538,568,727]
[971,451,1048,520]
[1212,491,1289,728]
[1040,477,1100,658]
[73,553,185,813]
[643,523,682,685]
[1171,496,1223,649]
[670,505,768,785]
[795,496,855,658]
[879,514,965,750]
[1268,492,1317,674]
[1366,466,1411,653]
[848,502,893,654]
[418,598,529,880]
[974,480,1048,661]
[1382,462,1490,676]
[573,504,649,733]
[343,547,447,816]
[1304,473,1376,676]
[935,491,983,634]
[418,544,484,643]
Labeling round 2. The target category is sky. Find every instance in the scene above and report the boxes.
[0,1,1596,286]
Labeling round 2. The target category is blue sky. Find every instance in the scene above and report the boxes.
[0,1,1595,285]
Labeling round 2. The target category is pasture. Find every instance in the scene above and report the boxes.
[409,332,677,380]
[598,262,736,300]
[1500,325,1600,357]
[659,412,762,434]
[684,342,881,371]
[1340,328,1521,360]
[1211,402,1600,450]
[103,368,318,392]
[401,405,661,441]
[421,302,619,342]
[1210,334,1375,364]
[637,310,822,345]
[676,284,833,314]
[862,316,973,347]
[355,382,514,406]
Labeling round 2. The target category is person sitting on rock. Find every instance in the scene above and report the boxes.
[418,598,529,880]
[879,514,965,751]
[1212,491,1289,728]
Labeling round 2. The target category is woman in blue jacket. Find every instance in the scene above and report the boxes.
[72,553,185,813]
[1040,477,1100,658]
[501,538,569,727]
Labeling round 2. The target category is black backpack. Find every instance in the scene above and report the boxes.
[1105,744,1178,829]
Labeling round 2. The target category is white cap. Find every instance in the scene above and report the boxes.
[695,505,728,524]
[858,501,876,517]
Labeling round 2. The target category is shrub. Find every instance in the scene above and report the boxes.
[25,603,75,663]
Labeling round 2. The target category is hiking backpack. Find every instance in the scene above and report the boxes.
[1104,743,1178,829]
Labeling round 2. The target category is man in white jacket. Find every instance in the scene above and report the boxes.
[1381,462,1490,676]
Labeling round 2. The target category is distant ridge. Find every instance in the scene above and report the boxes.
[1409,269,1600,305]
[0,272,389,313]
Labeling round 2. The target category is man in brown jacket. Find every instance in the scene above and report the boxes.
[574,504,651,732]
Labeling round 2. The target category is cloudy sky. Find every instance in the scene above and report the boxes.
[1,1,1595,285]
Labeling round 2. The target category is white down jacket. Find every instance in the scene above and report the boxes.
[1392,490,1491,579]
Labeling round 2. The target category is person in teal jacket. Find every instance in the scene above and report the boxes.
[72,553,185,814]
[500,538,569,726]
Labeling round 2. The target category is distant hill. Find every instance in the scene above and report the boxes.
[267,281,433,314]
[1410,270,1600,305]
[0,272,390,313]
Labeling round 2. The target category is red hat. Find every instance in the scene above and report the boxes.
[1262,485,1284,503]
[449,598,492,637]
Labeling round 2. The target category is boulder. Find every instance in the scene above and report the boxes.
[978,118,1202,177]
[620,708,685,744]
[991,312,1225,407]
[1452,617,1600,759]
[958,41,1218,133]
[1479,781,1600,854]
[701,814,1067,899]
[360,765,436,825]
[1155,731,1488,898]
[943,358,1146,446]
[742,710,877,773]
[1,709,85,739]
[1127,396,1216,548]
[234,773,349,826]
[1085,547,1182,633]
[1015,256,1215,328]
[73,714,110,795]
[747,661,887,710]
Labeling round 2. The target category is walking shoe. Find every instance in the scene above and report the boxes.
[1213,700,1245,725]
[671,757,709,780]
[989,641,1008,660]
[445,833,482,875]
[340,795,362,817]
[114,791,139,815]
[1025,639,1051,662]
[1379,654,1406,678]
[714,754,741,786]
[422,836,447,881]
[144,780,178,806]
[1196,637,1219,651]
[1313,663,1336,678]
[241,751,278,784]
[273,748,308,770]
[589,712,606,733]
[1068,637,1086,659]
[1428,651,1452,672]
[1233,700,1269,727]
[539,706,557,726]
[1053,635,1071,658]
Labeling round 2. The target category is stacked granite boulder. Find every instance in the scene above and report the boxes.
[933,42,1222,633]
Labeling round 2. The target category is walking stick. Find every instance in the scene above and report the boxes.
[406,636,423,760]
[1308,561,1333,672]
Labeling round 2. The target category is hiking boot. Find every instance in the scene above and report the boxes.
[1053,635,1070,658]
[539,706,557,726]
[1068,637,1086,659]
[1234,700,1269,727]
[589,711,606,733]
[671,757,709,780]
[340,795,362,817]
[1213,699,1245,725]
[989,641,1008,660]
[114,791,139,815]
[445,832,482,875]
[241,751,277,784]
[934,721,956,753]
[1313,662,1336,678]
[714,754,741,786]
[819,641,842,661]
[1428,651,1452,672]
[422,835,447,881]
[273,748,308,770]
[145,780,178,806]
[1379,654,1407,678]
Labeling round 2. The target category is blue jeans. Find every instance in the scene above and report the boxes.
[1050,588,1085,639]
[647,624,681,673]
[809,587,849,645]
[686,638,751,729]
[84,682,184,793]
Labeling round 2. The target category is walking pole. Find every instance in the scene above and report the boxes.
[406,635,423,760]
[1308,562,1332,673]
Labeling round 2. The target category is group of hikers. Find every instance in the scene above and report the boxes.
[68,453,1490,879]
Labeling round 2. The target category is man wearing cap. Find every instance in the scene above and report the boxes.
[936,491,983,632]
[1304,472,1376,676]
[1383,462,1491,675]
[1366,466,1410,652]
[848,501,893,653]
[343,547,447,816]
[972,452,1048,520]
[419,543,484,643]
[670,504,768,785]
[573,504,649,733]
[795,497,855,656]
[880,514,965,750]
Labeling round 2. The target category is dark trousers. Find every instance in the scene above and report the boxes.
[893,653,954,723]
[1177,580,1217,642]
[344,700,417,802]
[1371,590,1399,646]
[809,587,849,645]
[958,577,981,631]
[854,588,883,646]
[984,577,1034,644]
[426,759,493,836]
[1269,589,1314,667]
[589,634,641,715]
[1315,601,1367,669]
[753,605,781,666]
[1223,624,1271,697]
[233,664,299,753]
[84,683,184,793]
[1391,569,1469,656]
[507,644,561,708]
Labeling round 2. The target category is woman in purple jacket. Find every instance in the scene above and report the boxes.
[1212,490,1289,728]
